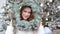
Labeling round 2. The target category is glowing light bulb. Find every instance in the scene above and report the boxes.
[49,0,52,2]
[40,3,44,7]
[57,6,60,9]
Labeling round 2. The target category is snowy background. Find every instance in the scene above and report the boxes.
[0,0,6,34]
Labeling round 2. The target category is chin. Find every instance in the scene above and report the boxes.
[24,18,27,20]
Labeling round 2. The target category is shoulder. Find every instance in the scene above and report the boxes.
[44,27,53,34]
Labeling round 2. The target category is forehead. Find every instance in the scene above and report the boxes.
[23,7,31,12]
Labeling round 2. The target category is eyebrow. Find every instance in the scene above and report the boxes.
[24,9,31,12]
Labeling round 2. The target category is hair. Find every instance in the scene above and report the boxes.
[20,5,34,21]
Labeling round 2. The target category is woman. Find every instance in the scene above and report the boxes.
[20,5,34,21]
[5,5,53,34]
[5,5,38,34]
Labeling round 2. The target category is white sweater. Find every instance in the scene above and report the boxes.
[5,26,37,34]
[5,26,53,34]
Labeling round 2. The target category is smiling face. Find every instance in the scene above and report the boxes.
[20,6,34,21]
[22,7,31,20]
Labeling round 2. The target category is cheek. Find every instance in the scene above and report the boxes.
[26,13,31,18]
[27,13,30,16]
[22,12,26,15]
[22,12,30,16]
[22,12,25,17]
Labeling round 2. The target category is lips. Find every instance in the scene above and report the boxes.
[24,15,29,19]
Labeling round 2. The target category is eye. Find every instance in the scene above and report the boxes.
[28,11,31,14]
[24,11,27,13]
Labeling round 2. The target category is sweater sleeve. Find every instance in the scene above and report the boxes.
[5,26,14,34]
[38,25,45,34]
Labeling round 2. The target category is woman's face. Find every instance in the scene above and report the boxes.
[22,7,31,20]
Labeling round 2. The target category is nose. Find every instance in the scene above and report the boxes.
[25,12,30,16]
